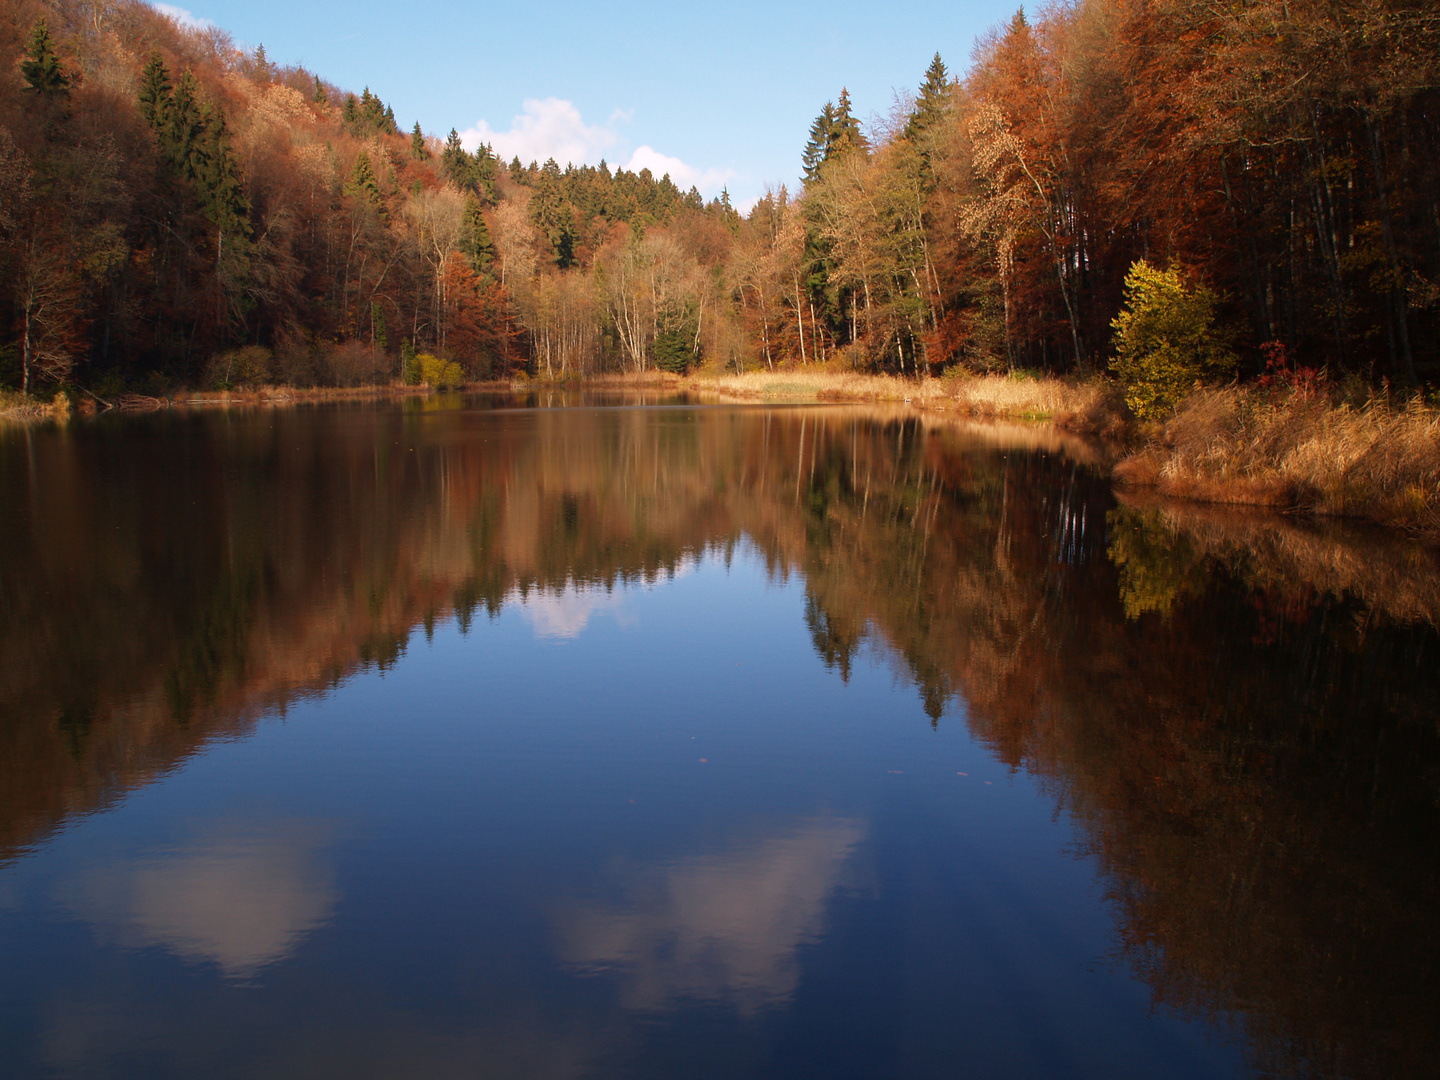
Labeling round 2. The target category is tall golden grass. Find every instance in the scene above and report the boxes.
[687,369,1126,434]
[1115,387,1440,539]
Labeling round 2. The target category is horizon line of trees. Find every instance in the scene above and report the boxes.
[1,0,1437,396]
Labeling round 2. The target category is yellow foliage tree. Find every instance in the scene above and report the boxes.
[1109,260,1235,419]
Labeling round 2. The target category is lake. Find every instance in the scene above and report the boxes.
[1,395,1437,1079]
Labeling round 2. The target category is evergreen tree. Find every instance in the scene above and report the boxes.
[410,122,428,160]
[313,75,328,105]
[460,195,496,277]
[830,89,865,155]
[441,130,471,189]
[20,21,70,99]
[904,54,950,142]
[163,72,207,178]
[801,102,836,184]
[138,53,172,129]
[529,160,575,267]
[346,150,385,219]
[192,103,252,239]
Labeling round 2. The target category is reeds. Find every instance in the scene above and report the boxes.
[1116,386,1440,540]
[687,369,1127,434]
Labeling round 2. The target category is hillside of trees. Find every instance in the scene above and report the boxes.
[1,0,1437,396]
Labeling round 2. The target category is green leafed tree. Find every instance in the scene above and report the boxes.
[1109,260,1236,419]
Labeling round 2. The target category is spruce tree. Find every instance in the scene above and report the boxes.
[313,75,328,105]
[346,150,385,219]
[20,21,70,99]
[801,103,836,184]
[441,130,472,191]
[904,54,950,142]
[830,89,866,155]
[459,195,496,277]
[193,102,252,239]
[138,53,172,129]
[410,122,428,160]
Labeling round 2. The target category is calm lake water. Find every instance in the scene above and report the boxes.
[1,395,1437,1079]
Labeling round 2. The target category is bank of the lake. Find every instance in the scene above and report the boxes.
[7,369,1438,542]
[682,369,1440,543]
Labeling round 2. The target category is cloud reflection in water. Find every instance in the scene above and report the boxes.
[59,818,337,980]
[557,816,866,1014]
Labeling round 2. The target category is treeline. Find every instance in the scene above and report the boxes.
[1,0,1438,394]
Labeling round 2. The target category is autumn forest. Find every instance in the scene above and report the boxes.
[1,0,1438,398]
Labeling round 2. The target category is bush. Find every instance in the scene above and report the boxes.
[319,340,385,387]
[417,353,463,389]
[1109,260,1235,419]
[205,345,274,389]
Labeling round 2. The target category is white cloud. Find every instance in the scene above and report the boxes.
[461,98,618,170]
[151,3,216,32]
[557,816,866,1014]
[517,583,630,640]
[59,818,336,980]
[624,146,736,196]
[460,100,735,196]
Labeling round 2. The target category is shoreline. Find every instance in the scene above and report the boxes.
[7,370,1436,543]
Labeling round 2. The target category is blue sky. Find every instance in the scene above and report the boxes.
[153,1,1017,205]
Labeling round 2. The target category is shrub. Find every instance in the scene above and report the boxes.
[1109,260,1236,419]
[205,345,274,389]
[319,340,384,387]
[417,353,463,389]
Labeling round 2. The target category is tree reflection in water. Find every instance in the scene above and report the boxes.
[1,398,1436,1077]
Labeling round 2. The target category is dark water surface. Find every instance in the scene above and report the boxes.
[1,397,1437,1079]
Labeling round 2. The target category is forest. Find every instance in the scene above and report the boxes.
[1,0,1438,397]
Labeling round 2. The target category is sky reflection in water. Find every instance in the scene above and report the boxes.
[0,399,1435,1079]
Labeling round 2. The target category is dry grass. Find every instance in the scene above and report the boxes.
[0,390,70,422]
[686,368,1126,435]
[1116,387,1440,540]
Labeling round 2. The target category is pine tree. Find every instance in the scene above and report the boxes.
[801,102,836,184]
[193,102,252,239]
[20,21,70,99]
[904,54,950,142]
[460,195,495,277]
[138,53,172,129]
[441,130,472,191]
[410,122,428,160]
[529,160,575,267]
[163,72,207,177]
[831,89,865,155]
[313,75,328,106]
[346,150,385,218]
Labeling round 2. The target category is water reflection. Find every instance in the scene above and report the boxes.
[1,400,1437,1077]
[558,816,866,1013]
[57,819,336,979]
